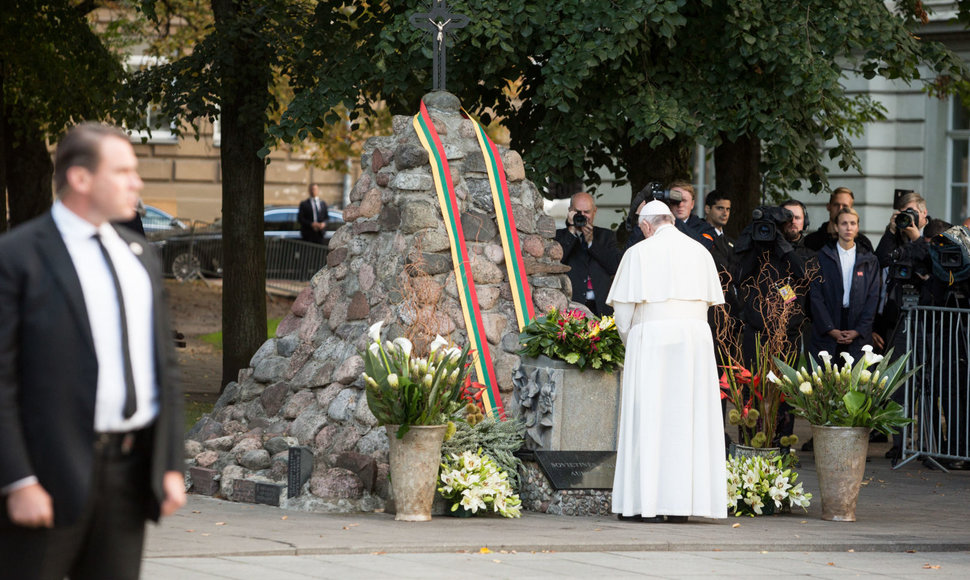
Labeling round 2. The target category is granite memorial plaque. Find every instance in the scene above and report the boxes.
[534,450,616,490]
[255,482,284,507]
[287,446,314,498]
[189,467,219,496]
[233,479,256,503]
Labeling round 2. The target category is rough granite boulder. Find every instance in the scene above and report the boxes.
[186,91,573,514]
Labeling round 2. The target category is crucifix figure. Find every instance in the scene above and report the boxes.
[409,0,469,91]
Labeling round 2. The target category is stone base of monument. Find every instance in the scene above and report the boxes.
[512,355,621,451]
[517,461,613,516]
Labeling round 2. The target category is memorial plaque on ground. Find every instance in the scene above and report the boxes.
[189,467,219,496]
[288,446,314,498]
[534,451,616,490]
[233,479,256,503]
[255,483,284,507]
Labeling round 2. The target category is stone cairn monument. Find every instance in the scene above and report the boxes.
[183,91,576,512]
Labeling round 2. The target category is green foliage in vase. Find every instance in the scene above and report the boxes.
[441,417,525,489]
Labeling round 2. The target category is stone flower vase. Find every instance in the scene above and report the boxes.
[811,425,871,522]
[387,424,448,522]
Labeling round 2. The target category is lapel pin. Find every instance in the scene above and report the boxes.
[130,242,144,256]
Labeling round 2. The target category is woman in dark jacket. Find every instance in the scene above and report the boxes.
[808,207,881,360]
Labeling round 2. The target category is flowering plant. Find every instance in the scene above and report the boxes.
[362,322,473,439]
[438,449,522,518]
[771,346,915,436]
[518,308,624,373]
[719,339,795,448]
[727,452,811,516]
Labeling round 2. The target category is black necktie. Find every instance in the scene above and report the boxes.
[93,234,137,419]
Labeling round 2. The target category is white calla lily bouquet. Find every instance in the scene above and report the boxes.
[362,322,473,439]
[771,346,916,436]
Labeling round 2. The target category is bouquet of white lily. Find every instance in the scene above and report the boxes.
[438,449,522,518]
[727,452,811,517]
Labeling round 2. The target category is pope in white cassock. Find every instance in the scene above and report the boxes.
[607,200,727,523]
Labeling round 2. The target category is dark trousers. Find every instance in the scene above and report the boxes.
[0,431,152,580]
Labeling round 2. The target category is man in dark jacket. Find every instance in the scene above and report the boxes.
[298,183,328,244]
[0,123,185,578]
[804,187,873,252]
[669,180,717,251]
[556,192,622,316]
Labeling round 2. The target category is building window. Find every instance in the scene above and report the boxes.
[947,97,970,223]
[126,55,178,144]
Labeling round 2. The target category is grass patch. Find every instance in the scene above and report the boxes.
[185,399,215,433]
[199,317,283,350]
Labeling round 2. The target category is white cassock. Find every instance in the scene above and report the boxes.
[607,223,727,519]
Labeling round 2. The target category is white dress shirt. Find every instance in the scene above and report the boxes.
[52,202,159,433]
[837,243,856,308]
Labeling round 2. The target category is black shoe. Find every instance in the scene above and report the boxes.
[617,514,641,522]
[639,515,664,523]
[801,438,813,451]
[665,515,688,523]
[885,446,900,459]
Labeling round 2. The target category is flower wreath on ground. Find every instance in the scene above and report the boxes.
[727,451,812,516]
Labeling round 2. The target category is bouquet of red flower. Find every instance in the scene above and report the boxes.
[518,308,624,373]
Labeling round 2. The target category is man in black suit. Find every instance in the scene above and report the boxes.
[803,187,873,252]
[298,183,329,244]
[0,123,185,579]
[555,192,622,316]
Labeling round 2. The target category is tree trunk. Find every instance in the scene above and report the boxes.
[213,0,269,389]
[619,136,691,201]
[2,112,53,228]
[714,134,761,238]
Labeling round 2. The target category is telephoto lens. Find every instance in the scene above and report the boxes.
[573,213,588,228]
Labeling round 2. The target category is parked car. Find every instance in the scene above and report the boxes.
[151,206,344,281]
[142,205,187,240]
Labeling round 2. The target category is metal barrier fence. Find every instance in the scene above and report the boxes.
[264,238,329,295]
[149,222,328,296]
[894,305,970,472]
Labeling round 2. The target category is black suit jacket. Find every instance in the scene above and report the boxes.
[0,213,182,527]
[555,226,622,316]
[298,197,328,244]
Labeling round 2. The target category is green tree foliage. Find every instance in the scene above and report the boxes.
[129,0,315,388]
[0,0,133,229]
[275,1,967,214]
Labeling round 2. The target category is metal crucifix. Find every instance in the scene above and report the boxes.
[409,0,469,91]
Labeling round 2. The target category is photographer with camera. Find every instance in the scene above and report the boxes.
[731,205,813,365]
[875,192,952,337]
[556,192,622,316]
[624,181,716,251]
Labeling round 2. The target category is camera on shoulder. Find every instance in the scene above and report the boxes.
[750,206,793,242]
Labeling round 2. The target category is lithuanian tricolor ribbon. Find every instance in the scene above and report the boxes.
[413,101,535,420]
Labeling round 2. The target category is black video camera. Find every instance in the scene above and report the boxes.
[631,182,684,212]
[895,208,920,231]
[750,206,793,243]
